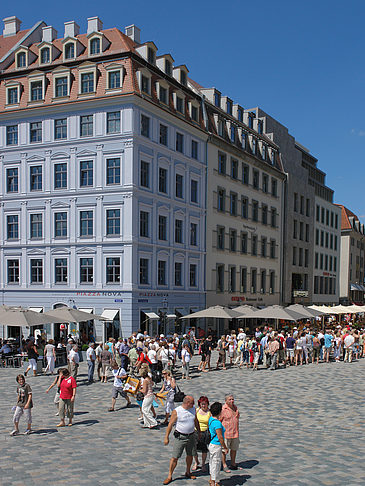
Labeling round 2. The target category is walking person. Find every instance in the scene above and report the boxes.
[181,344,192,379]
[24,340,39,377]
[208,402,229,486]
[163,395,200,484]
[57,368,77,427]
[46,368,63,416]
[44,339,56,374]
[101,344,112,382]
[216,336,227,370]
[193,396,211,472]
[221,394,241,472]
[108,361,131,411]
[95,342,103,380]
[159,370,176,424]
[10,374,33,436]
[268,336,280,370]
[68,345,79,379]
[140,368,158,429]
[86,342,96,383]
[323,330,333,363]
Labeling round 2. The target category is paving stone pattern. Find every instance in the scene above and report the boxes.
[1,353,365,485]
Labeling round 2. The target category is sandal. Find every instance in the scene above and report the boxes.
[192,464,200,471]
[223,467,231,473]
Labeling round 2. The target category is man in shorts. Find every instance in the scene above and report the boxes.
[108,361,131,411]
[220,394,241,472]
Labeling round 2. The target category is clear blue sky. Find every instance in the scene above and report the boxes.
[3,0,365,221]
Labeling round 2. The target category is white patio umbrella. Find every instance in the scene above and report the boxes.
[43,306,107,323]
[0,306,65,326]
[330,305,352,314]
[346,304,365,313]
[181,305,243,320]
[286,304,324,318]
[232,305,260,318]
[308,305,333,314]
[252,305,307,321]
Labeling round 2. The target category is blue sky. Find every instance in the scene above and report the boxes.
[3,0,365,221]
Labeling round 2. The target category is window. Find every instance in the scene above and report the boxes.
[241,232,248,254]
[106,209,120,236]
[251,269,257,293]
[7,125,18,145]
[260,270,266,293]
[140,258,149,285]
[190,223,198,246]
[316,205,320,222]
[251,235,257,256]
[106,158,120,185]
[252,201,259,222]
[261,237,267,257]
[80,258,93,283]
[106,257,120,283]
[176,132,184,153]
[55,77,68,97]
[160,124,168,146]
[141,75,150,94]
[191,180,198,203]
[326,209,330,226]
[180,70,187,85]
[176,96,184,113]
[305,224,309,242]
[271,207,277,227]
[217,226,225,250]
[106,112,120,133]
[80,115,93,137]
[300,196,304,215]
[175,219,183,243]
[251,138,257,155]
[241,132,247,150]
[230,192,237,216]
[306,199,310,217]
[159,86,167,104]
[140,211,149,237]
[292,247,297,265]
[65,43,75,59]
[218,153,226,174]
[262,174,268,193]
[174,262,183,286]
[190,264,197,287]
[165,59,172,77]
[217,188,225,212]
[108,71,120,89]
[30,122,42,143]
[54,118,67,139]
[8,260,19,284]
[305,249,309,267]
[216,264,224,292]
[7,215,19,239]
[334,235,338,251]
[140,160,150,188]
[230,125,235,142]
[299,222,304,240]
[52,163,67,190]
[240,268,247,292]
[315,252,319,269]
[40,47,50,64]
[262,204,268,225]
[229,266,236,292]
[30,166,42,191]
[141,114,150,137]
[321,231,324,247]
[261,144,267,160]
[7,168,18,193]
[241,197,248,219]
[191,105,198,122]
[240,166,249,187]
[159,168,168,193]
[30,214,42,238]
[158,215,167,240]
[80,211,93,236]
[7,87,18,104]
[81,73,94,94]
[80,161,93,187]
[231,159,238,179]
[335,214,338,229]
[293,220,298,239]
[237,108,243,122]
[176,174,184,198]
[90,38,100,55]
[158,260,167,285]
[229,229,237,252]
[321,207,325,223]
[191,140,198,160]
[270,271,275,294]
[54,212,67,237]
[30,81,43,101]
[30,259,43,284]
[17,52,26,68]
[253,170,259,189]
[272,178,277,197]
[55,258,67,283]
[270,240,276,259]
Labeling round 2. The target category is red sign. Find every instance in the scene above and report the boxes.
[231,296,246,302]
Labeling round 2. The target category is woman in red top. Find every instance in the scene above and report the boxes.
[56,368,77,427]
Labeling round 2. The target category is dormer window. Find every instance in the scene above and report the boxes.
[214,92,221,108]
[105,63,124,93]
[7,86,19,105]
[248,113,254,129]
[30,81,43,101]
[109,71,120,89]
[137,68,152,96]
[176,96,184,113]
[241,131,247,149]
[55,77,68,97]
[65,42,75,59]
[191,106,198,122]
[17,52,27,68]
[257,120,263,134]
[180,70,187,86]
[237,108,243,122]
[262,144,267,160]
[90,37,100,55]
[141,75,150,93]
[81,73,94,93]
[40,47,50,64]
[227,100,232,115]
[147,47,155,64]
[230,125,235,143]
[165,59,172,76]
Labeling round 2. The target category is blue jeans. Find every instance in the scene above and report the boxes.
[87,360,95,382]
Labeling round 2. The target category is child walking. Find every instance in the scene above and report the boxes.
[10,374,33,436]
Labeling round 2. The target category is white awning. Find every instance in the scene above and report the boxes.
[145,312,160,319]
[166,314,177,318]
[78,308,94,313]
[100,309,119,321]
[29,307,43,313]
[351,284,362,291]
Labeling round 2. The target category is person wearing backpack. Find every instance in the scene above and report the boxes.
[251,338,260,371]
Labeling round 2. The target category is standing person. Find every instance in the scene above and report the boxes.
[108,361,131,411]
[68,345,79,379]
[86,343,96,383]
[46,368,63,416]
[285,333,295,366]
[202,335,213,372]
[198,338,207,371]
[95,342,103,381]
[101,344,112,382]
[312,333,321,364]
[193,396,211,472]
[208,402,229,486]
[24,340,39,377]
[251,338,260,371]
[119,339,130,370]
[344,332,355,362]
[163,395,200,484]
[323,330,333,363]
[140,368,158,429]
[216,336,227,370]
[10,374,33,436]
[57,368,77,427]
[221,394,241,472]
[295,333,303,366]
[268,336,280,370]
[181,344,192,379]
[333,332,342,362]
[44,339,56,375]
[160,370,176,424]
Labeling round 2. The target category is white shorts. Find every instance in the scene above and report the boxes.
[28,358,37,370]
[13,406,32,424]
[165,399,175,414]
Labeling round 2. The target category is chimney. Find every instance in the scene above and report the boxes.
[3,16,21,37]
[125,24,140,44]
[42,25,57,43]
[64,21,80,38]
[87,16,103,34]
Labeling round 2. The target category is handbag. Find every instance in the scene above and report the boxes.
[174,384,185,403]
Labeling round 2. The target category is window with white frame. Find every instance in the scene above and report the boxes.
[54,212,67,238]
[40,47,50,64]
[89,37,101,55]
[54,76,69,98]
[55,258,68,283]
[106,111,120,133]
[106,158,120,185]
[30,259,43,284]
[80,211,93,236]
[6,85,20,105]
[106,257,120,283]
[80,258,93,283]
[30,122,42,143]
[64,42,75,60]
[105,64,124,91]
[8,259,20,284]
[16,51,27,68]
[7,168,19,193]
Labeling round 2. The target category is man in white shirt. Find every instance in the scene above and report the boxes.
[344,333,355,362]
[68,345,80,379]
[86,343,96,383]
[108,361,131,411]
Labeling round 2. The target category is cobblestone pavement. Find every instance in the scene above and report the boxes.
[1,353,365,486]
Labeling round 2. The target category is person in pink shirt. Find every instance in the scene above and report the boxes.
[220,394,242,472]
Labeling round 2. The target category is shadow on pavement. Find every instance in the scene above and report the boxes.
[32,428,58,435]
[239,460,259,469]
[74,419,99,427]
[222,474,251,485]
[73,411,89,416]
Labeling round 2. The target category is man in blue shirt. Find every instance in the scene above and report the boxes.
[323,330,333,363]
[0,341,12,354]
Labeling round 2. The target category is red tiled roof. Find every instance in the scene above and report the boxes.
[0,29,31,60]
[335,204,359,230]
